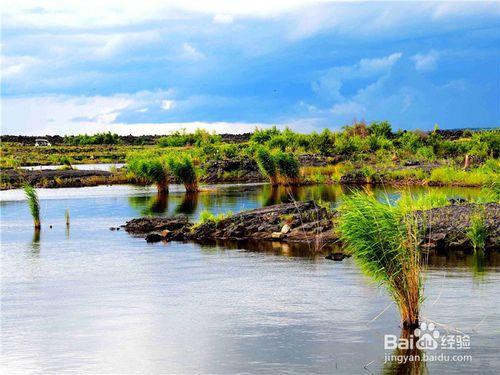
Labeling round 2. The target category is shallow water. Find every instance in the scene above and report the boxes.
[1,184,499,374]
[20,163,125,171]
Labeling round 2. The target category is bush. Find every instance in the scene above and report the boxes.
[316,129,335,155]
[250,126,281,144]
[64,132,120,145]
[157,129,221,148]
[368,121,392,138]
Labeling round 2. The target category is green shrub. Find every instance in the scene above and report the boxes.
[368,121,392,138]
[64,132,120,145]
[251,126,281,144]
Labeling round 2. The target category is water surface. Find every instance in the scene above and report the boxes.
[1,184,498,374]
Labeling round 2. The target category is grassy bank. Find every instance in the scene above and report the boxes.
[2,125,498,188]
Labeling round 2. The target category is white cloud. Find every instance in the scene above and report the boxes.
[0,55,41,80]
[180,42,204,61]
[412,51,439,73]
[312,52,402,100]
[213,14,234,24]
[331,101,365,116]
[1,93,275,135]
[161,100,175,110]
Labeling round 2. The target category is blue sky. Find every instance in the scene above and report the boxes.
[1,1,499,135]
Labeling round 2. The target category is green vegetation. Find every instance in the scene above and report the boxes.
[3,124,498,190]
[254,147,301,185]
[397,191,450,212]
[127,154,169,194]
[338,192,423,328]
[197,210,233,225]
[255,147,278,186]
[275,151,301,185]
[23,184,41,230]
[466,208,487,252]
[64,132,121,145]
[167,155,199,192]
[157,129,221,147]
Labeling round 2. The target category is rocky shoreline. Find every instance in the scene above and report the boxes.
[0,168,130,189]
[122,201,500,254]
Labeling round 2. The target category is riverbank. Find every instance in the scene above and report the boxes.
[2,156,497,190]
[123,200,500,254]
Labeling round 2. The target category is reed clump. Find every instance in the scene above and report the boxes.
[275,151,301,185]
[127,154,169,194]
[255,147,278,186]
[23,184,41,230]
[466,207,487,252]
[338,191,423,328]
[167,155,198,192]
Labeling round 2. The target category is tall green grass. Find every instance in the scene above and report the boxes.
[275,151,301,185]
[429,163,498,186]
[466,208,487,252]
[338,192,423,328]
[255,147,278,186]
[127,154,169,194]
[397,190,450,213]
[167,155,198,192]
[23,184,41,230]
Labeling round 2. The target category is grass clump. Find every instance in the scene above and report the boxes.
[197,210,233,226]
[466,208,487,252]
[23,184,41,230]
[167,155,198,192]
[127,154,169,194]
[338,192,423,328]
[397,191,450,212]
[275,151,301,185]
[255,147,278,186]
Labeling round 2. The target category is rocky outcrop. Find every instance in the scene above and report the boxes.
[419,203,500,251]
[0,169,127,189]
[123,201,500,254]
[124,201,337,248]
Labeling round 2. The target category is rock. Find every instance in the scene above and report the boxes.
[281,224,291,234]
[124,216,190,234]
[448,197,467,205]
[271,232,284,240]
[404,160,421,166]
[145,233,164,243]
[325,253,345,261]
[123,201,499,253]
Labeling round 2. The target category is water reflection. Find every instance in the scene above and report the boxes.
[175,192,198,215]
[129,194,169,215]
[30,230,40,254]
[382,329,427,375]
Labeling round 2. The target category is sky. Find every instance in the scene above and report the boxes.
[1,0,499,135]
